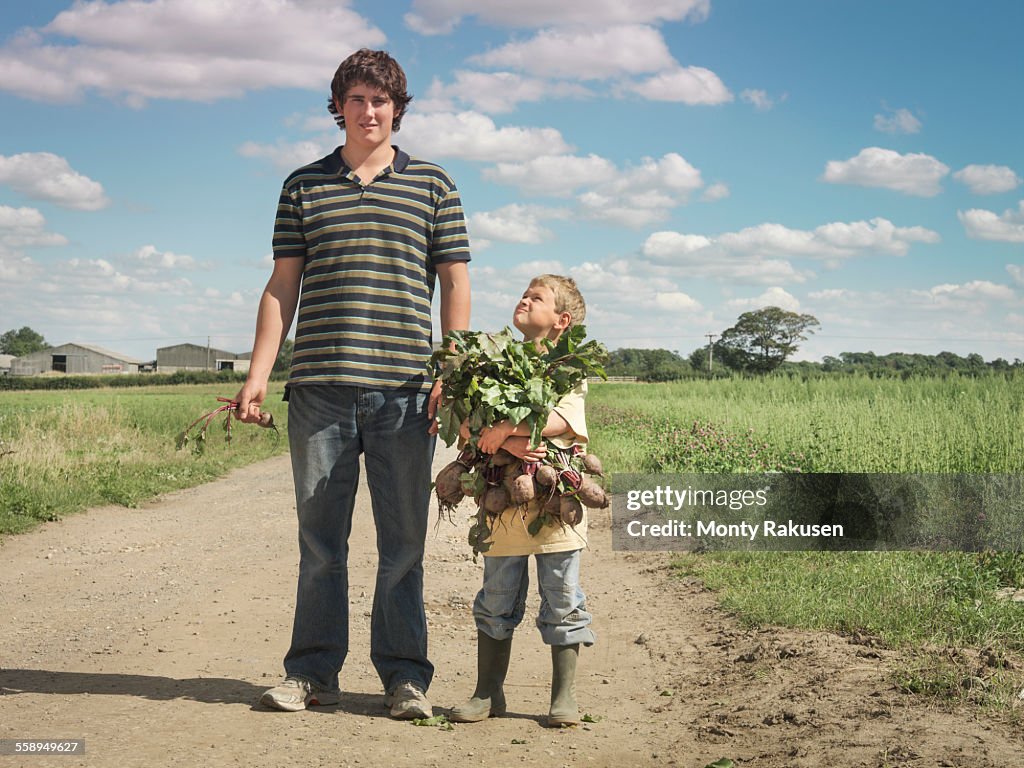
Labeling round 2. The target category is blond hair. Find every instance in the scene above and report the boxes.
[530,275,586,327]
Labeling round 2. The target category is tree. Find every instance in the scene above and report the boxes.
[718,306,820,374]
[687,343,747,375]
[605,348,692,381]
[272,338,295,374]
[0,326,49,357]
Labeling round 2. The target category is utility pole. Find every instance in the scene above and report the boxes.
[705,333,717,373]
[207,336,211,372]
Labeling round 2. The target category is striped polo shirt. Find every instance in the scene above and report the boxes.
[274,146,470,391]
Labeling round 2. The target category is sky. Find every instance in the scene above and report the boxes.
[0,0,1022,364]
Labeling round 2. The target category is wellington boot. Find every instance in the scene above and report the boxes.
[547,643,580,727]
[450,631,513,723]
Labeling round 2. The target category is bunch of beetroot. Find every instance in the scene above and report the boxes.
[435,443,609,555]
[428,325,609,555]
[175,397,277,455]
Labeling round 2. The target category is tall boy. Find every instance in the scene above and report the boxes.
[451,275,596,727]
[235,49,471,717]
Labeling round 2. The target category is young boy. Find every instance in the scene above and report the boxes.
[451,274,596,727]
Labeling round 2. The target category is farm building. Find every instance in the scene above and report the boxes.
[9,343,143,376]
[0,354,14,375]
[156,343,250,373]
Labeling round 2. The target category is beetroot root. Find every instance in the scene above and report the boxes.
[482,486,511,515]
[510,473,537,505]
[577,478,609,509]
[534,464,558,488]
[558,495,584,526]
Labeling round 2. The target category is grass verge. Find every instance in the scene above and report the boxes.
[0,383,288,535]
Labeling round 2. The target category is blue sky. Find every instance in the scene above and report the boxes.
[1,0,1021,363]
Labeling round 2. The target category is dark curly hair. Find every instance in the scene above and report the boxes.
[327,49,413,132]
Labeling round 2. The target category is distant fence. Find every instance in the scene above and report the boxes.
[588,376,638,384]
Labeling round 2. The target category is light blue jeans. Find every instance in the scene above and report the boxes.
[283,385,435,695]
[474,550,596,646]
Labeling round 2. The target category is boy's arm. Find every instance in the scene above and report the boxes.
[477,411,572,455]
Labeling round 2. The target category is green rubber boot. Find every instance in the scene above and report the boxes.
[547,643,580,726]
[450,631,513,723]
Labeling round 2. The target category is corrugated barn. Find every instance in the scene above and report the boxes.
[10,343,143,376]
[156,343,249,373]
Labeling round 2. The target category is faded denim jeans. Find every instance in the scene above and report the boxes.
[283,385,435,695]
[473,550,596,647]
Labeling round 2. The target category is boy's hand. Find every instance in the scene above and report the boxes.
[501,436,547,463]
[478,420,517,454]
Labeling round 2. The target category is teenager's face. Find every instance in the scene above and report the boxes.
[336,83,395,148]
[512,283,569,340]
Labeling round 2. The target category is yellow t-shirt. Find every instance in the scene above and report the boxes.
[483,382,590,556]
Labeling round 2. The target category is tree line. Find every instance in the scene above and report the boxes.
[5,312,1022,382]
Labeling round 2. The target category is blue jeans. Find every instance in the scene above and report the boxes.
[473,550,596,647]
[283,385,435,694]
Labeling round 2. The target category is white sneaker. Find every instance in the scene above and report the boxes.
[384,681,432,719]
[260,677,341,712]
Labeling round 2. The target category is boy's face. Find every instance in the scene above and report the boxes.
[512,283,570,341]
[334,83,395,149]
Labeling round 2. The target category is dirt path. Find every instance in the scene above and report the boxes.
[1,446,1021,767]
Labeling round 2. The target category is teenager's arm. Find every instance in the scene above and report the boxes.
[234,257,303,423]
[428,260,471,432]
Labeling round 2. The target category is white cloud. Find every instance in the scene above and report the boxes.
[953,164,1022,195]
[576,152,705,226]
[726,287,801,313]
[0,152,109,210]
[419,71,592,114]
[641,230,809,285]
[486,151,706,226]
[873,107,922,135]
[238,139,332,172]
[1008,264,1024,286]
[0,0,385,104]
[634,66,732,105]
[958,201,1024,243]
[741,89,775,111]
[469,25,676,80]
[716,218,939,259]
[483,154,615,197]
[823,147,950,197]
[405,0,710,34]
[402,111,572,163]
[807,288,850,301]
[701,182,730,202]
[654,291,703,312]
[911,280,1016,311]
[639,217,939,285]
[0,205,69,250]
[132,244,198,270]
[467,204,569,245]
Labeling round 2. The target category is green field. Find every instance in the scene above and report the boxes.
[588,374,1024,715]
[2,375,1022,713]
[587,374,1023,473]
[0,383,288,533]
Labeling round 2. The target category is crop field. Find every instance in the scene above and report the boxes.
[587,374,1023,473]
[588,374,1024,711]
[2,374,1022,710]
[0,383,288,534]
